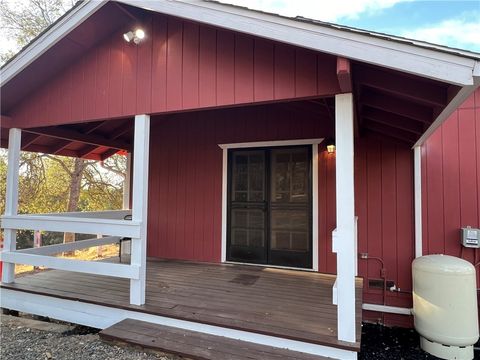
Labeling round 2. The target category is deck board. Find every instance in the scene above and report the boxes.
[2,259,363,351]
[100,318,333,360]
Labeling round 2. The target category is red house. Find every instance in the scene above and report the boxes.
[1,1,479,359]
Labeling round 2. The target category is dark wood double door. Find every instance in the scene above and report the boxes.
[227,146,312,269]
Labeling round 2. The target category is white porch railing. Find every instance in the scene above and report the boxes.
[1,114,150,306]
[0,211,138,280]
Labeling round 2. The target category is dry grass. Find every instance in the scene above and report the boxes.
[14,244,120,275]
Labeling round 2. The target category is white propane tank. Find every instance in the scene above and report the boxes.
[412,255,479,360]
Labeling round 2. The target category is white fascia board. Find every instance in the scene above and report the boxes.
[120,0,477,86]
[0,0,107,86]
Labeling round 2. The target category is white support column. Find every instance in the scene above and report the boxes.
[121,152,132,256]
[2,128,21,283]
[334,93,356,343]
[414,146,423,258]
[130,115,150,305]
[123,152,131,210]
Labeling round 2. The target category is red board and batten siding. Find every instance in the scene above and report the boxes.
[8,14,340,129]
[422,88,480,284]
[146,103,416,327]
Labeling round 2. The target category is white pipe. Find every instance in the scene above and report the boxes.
[362,303,412,316]
[414,146,423,258]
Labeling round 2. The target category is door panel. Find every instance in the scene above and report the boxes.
[269,147,311,268]
[271,147,309,203]
[227,146,312,268]
[228,150,267,264]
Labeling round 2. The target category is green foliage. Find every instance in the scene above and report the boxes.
[0,150,126,247]
[0,151,126,215]
[0,0,126,250]
[0,0,75,64]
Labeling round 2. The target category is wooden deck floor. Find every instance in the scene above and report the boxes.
[2,259,363,351]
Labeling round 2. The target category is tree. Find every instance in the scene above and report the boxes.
[0,150,126,249]
[1,1,128,253]
[0,0,75,65]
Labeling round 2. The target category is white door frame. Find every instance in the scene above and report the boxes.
[218,138,324,271]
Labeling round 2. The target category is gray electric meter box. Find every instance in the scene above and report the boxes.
[461,227,480,248]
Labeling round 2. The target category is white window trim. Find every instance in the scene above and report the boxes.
[218,138,323,271]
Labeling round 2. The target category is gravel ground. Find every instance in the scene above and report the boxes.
[2,314,479,360]
[0,314,181,360]
[359,323,438,360]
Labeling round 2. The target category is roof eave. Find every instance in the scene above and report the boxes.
[119,0,478,86]
[2,0,479,89]
[0,0,107,86]
[414,63,480,147]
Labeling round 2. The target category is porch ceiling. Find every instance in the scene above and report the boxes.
[352,62,458,146]
[0,99,334,160]
[0,118,134,161]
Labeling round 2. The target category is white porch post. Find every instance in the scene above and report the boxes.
[121,152,132,256]
[130,115,150,305]
[123,152,131,210]
[2,128,21,283]
[334,93,356,343]
[414,146,423,258]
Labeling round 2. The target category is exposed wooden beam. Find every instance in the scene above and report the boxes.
[362,107,424,135]
[50,122,108,155]
[77,144,98,158]
[355,66,448,107]
[26,127,131,151]
[361,90,433,124]
[78,120,133,159]
[109,121,133,139]
[21,133,42,150]
[363,120,418,143]
[80,121,107,134]
[50,139,74,155]
[337,57,352,93]
[100,148,120,160]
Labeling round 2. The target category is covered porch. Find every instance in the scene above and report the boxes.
[1,95,362,358]
[1,259,363,355]
[2,1,479,358]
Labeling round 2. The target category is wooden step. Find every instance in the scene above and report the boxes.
[100,318,333,360]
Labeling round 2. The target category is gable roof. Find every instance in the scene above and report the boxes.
[1,0,479,150]
[2,0,479,88]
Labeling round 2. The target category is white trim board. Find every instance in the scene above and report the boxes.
[3,0,479,89]
[219,138,323,271]
[0,251,139,279]
[219,138,324,149]
[1,215,140,238]
[414,146,423,258]
[0,289,357,360]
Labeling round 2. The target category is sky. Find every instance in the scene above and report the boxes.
[223,0,480,52]
[0,0,478,56]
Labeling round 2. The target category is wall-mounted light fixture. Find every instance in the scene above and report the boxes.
[123,28,145,44]
[326,138,336,154]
